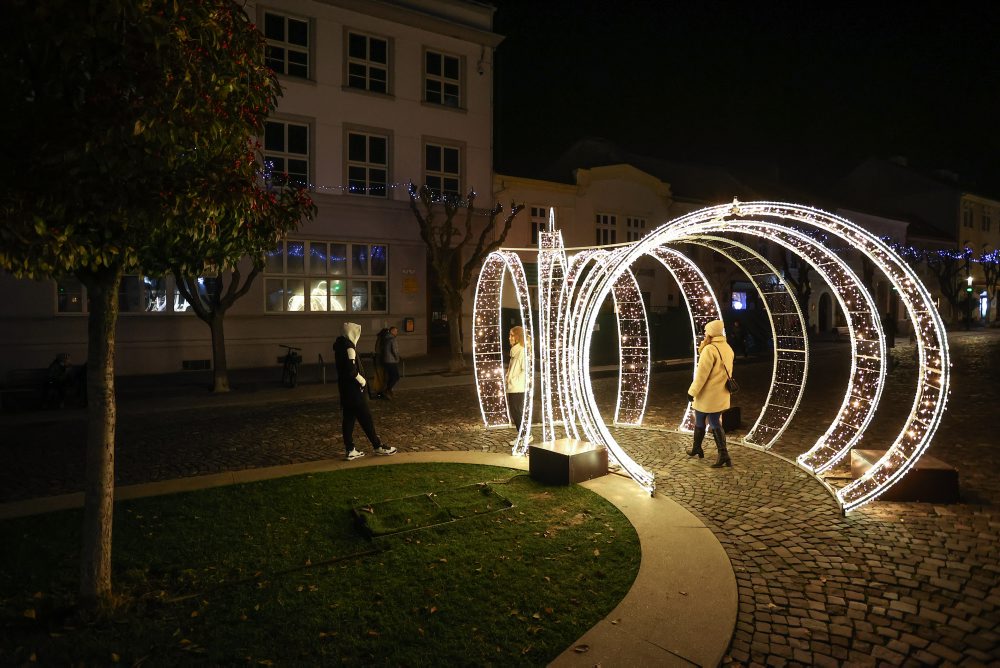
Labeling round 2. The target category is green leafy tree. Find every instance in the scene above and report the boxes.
[144,169,315,394]
[0,0,305,607]
[408,185,524,372]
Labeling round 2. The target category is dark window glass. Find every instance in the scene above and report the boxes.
[264,13,284,40]
[370,245,387,275]
[444,55,459,79]
[348,133,366,161]
[265,122,284,151]
[425,145,440,171]
[370,68,387,93]
[349,33,366,59]
[443,147,459,173]
[288,18,307,46]
[426,51,441,75]
[287,125,307,154]
[309,242,327,274]
[370,38,387,63]
[265,45,285,73]
[371,281,387,311]
[353,244,369,275]
[369,136,386,164]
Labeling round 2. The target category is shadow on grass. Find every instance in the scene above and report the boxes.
[0,463,639,665]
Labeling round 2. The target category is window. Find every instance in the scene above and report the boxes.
[732,291,748,311]
[963,206,974,228]
[424,142,461,199]
[264,120,309,187]
[424,50,461,107]
[626,216,646,241]
[263,11,310,79]
[265,240,387,313]
[347,31,388,93]
[983,212,992,232]
[530,206,548,245]
[596,213,617,245]
[347,131,388,197]
[56,277,84,313]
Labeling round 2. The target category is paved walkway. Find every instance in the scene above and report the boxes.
[2,330,999,666]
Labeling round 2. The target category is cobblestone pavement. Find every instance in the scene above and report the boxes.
[2,330,999,666]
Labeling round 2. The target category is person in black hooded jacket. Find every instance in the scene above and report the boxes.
[333,322,397,460]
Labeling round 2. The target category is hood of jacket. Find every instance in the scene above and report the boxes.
[342,322,362,345]
[705,319,725,338]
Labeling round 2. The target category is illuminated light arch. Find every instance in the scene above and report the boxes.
[471,250,535,454]
[669,236,809,448]
[473,201,949,512]
[644,246,723,433]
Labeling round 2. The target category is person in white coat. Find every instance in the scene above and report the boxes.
[505,326,532,446]
[686,319,735,467]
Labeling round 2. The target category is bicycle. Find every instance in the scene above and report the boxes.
[279,344,302,388]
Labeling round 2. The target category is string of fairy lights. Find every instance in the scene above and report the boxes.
[471,200,950,512]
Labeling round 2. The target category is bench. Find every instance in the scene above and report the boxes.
[1,368,48,410]
[851,449,959,503]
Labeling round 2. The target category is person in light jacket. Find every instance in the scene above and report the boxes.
[333,322,396,460]
[505,326,532,446]
[686,319,736,467]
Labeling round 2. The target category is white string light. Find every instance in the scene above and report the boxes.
[471,200,949,512]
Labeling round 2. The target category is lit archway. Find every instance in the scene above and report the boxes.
[473,201,950,512]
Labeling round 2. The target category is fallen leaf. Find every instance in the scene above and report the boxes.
[574,644,590,653]
[111,652,120,662]
[679,591,688,596]
[532,612,541,620]
[367,630,380,637]
[190,611,199,618]
[593,549,600,557]
[23,609,35,619]
[544,607,554,614]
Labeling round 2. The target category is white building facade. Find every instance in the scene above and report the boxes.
[0,0,502,376]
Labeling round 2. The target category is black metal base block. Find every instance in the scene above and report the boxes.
[851,449,960,503]
[529,439,608,486]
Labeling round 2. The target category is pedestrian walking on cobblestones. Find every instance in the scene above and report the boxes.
[686,319,735,467]
[379,326,401,399]
[506,326,531,446]
[333,322,397,460]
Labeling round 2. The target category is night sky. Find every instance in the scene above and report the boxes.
[492,1,1000,194]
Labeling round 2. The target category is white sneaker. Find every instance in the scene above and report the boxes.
[345,449,365,461]
[374,445,397,456]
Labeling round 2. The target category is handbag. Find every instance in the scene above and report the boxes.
[711,344,739,394]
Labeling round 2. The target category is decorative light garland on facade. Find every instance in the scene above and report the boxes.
[471,200,949,512]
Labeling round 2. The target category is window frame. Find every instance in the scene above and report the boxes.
[344,28,392,95]
[263,116,313,189]
[263,240,389,314]
[423,47,464,109]
[344,124,392,198]
[625,216,647,242]
[422,138,464,200]
[596,213,618,245]
[260,8,313,80]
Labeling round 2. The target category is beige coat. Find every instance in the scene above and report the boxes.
[687,336,735,413]
[506,342,526,393]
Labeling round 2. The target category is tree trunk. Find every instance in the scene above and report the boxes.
[209,311,230,393]
[79,268,121,609]
[446,293,465,373]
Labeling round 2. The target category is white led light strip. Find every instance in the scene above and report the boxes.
[646,246,723,433]
[678,236,808,449]
[471,251,536,454]
[473,201,949,512]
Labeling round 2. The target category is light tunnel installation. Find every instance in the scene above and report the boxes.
[472,201,950,513]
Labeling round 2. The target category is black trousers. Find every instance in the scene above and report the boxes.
[383,363,400,393]
[341,391,381,452]
[508,392,525,431]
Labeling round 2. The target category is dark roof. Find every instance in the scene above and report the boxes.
[537,138,760,203]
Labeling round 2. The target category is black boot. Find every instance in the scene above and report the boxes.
[687,427,706,458]
[710,426,732,468]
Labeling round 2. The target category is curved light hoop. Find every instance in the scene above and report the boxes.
[471,250,536,455]
[720,222,886,470]
[611,266,650,426]
[645,246,723,433]
[555,249,606,441]
[629,201,948,511]
[578,210,883,502]
[678,235,809,449]
[743,204,950,512]
[538,230,568,444]
[568,247,657,493]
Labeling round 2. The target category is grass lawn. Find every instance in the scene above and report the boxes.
[1,463,640,666]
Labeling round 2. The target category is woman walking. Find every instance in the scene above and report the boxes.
[506,325,531,446]
[686,319,736,467]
